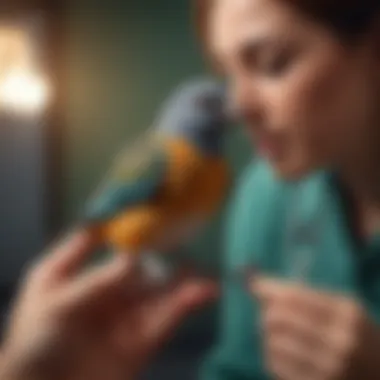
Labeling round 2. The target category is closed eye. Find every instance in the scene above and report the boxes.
[239,37,297,77]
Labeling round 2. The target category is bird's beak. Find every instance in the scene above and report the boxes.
[221,104,238,126]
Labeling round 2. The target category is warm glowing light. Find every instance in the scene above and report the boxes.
[0,69,50,115]
[0,23,50,116]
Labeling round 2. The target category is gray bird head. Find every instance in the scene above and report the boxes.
[155,78,230,156]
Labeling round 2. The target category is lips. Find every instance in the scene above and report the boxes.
[260,136,287,160]
[246,128,284,160]
[242,120,286,159]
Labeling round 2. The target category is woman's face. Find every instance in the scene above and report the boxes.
[209,0,380,179]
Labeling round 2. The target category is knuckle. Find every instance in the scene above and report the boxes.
[263,308,286,332]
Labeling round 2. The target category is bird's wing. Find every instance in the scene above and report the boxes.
[83,132,167,223]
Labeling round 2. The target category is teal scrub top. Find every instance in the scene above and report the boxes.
[200,159,380,380]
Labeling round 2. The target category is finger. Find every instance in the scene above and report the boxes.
[251,276,336,305]
[41,230,99,280]
[112,277,219,361]
[250,276,299,302]
[137,279,219,349]
[264,321,327,373]
[261,297,359,379]
[263,303,311,336]
[116,258,194,306]
[21,230,94,290]
[153,263,212,296]
[59,254,136,310]
[262,299,338,354]
[266,354,318,380]
[265,333,325,380]
[126,260,217,306]
[267,338,331,380]
[251,277,338,321]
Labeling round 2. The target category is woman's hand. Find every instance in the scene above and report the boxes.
[0,231,218,380]
[250,276,380,380]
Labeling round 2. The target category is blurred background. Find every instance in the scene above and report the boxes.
[0,0,251,378]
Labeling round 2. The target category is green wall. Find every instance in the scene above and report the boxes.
[64,0,251,273]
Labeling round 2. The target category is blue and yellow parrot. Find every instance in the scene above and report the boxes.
[82,78,231,262]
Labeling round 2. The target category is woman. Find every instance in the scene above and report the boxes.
[3,1,380,380]
[197,0,380,380]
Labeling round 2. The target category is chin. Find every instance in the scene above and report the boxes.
[269,158,315,182]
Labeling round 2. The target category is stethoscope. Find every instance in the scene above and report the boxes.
[281,178,370,299]
[232,180,329,285]
[282,181,327,282]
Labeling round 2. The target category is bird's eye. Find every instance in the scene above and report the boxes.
[196,96,223,112]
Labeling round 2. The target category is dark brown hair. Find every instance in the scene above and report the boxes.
[194,0,380,47]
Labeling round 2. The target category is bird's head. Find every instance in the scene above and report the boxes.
[155,78,231,156]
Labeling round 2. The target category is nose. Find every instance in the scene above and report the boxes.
[227,79,263,126]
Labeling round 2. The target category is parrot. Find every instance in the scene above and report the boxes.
[81,77,231,279]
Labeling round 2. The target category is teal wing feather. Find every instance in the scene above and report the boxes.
[83,132,167,223]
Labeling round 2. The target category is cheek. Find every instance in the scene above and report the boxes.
[267,56,363,158]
